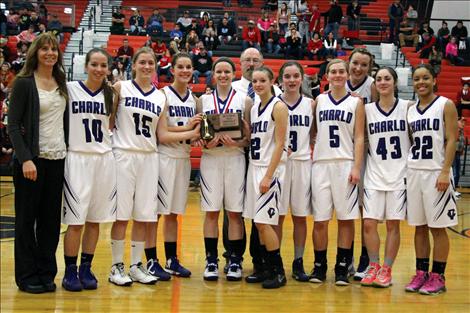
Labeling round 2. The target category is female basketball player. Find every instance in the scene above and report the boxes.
[8,33,68,294]
[197,57,250,281]
[346,47,378,280]
[145,53,201,280]
[405,64,458,295]
[277,61,314,282]
[61,48,116,291]
[310,59,364,286]
[109,48,200,286]
[361,67,411,288]
[244,66,289,289]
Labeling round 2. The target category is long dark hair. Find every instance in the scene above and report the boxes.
[15,32,68,101]
[85,48,115,116]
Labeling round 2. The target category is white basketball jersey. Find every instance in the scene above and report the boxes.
[158,85,197,158]
[200,88,245,156]
[278,95,313,160]
[250,96,288,166]
[346,76,374,104]
[67,81,112,153]
[112,80,165,152]
[407,96,448,171]
[313,92,359,162]
[364,98,410,190]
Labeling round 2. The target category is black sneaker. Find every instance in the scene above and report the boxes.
[309,263,327,283]
[222,251,230,274]
[245,264,266,283]
[292,258,309,282]
[354,255,369,281]
[262,267,287,289]
[335,263,350,286]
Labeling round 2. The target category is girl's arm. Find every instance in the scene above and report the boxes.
[109,81,121,130]
[350,99,365,184]
[259,101,288,193]
[157,105,201,144]
[436,100,458,191]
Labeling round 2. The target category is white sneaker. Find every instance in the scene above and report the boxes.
[455,191,461,198]
[203,258,219,281]
[226,261,242,281]
[109,263,133,286]
[129,262,158,285]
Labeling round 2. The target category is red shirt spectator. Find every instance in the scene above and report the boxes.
[309,4,321,33]
[307,37,323,51]
[153,41,167,58]
[242,24,261,43]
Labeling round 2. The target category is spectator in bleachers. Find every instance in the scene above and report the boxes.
[110,7,125,35]
[146,8,164,36]
[285,25,303,59]
[47,14,63,43]
[0,38,10,63]
[0,10,6,36]
[116,38,134,75]
[153,39,167,61]
[192,45,213,84]
[451,20,468,43]
[185,29,200,51]
[6,9,19,33]
[200,12,210,30]
[0,62,14,102]
[291,0,311,43]
[170,24,184,44]
[346,0,361,31]
[277,2,291,36]
[188,19,202,37]
[457,83,470,116]
[398,17,419,48]
[177,10,193,35]
[238,0,253,8]
[264,0,278,11]
[111,59,125,83]
[405,4,418,28]
[453,117,466,196]
[437,21,450,52]
[258,11,272,45]
[157,49,172,82]
[388,0,404,43]
[35,22,47,36]
[16,24,36,44]
[323,0,343,41]
[265,23,281,55]
[222,0,232,7]
[308,3,321,37]
[29,11,42,33]
[418,20,435,38]
[12,42,29,73]
[242,20,261,51]
[202,19,218,52]
[446,36,464,65]
[129,9,144,35]
[323,31,337,57]
[417,32,436,58]
[17,7,31,31]
[218,17,235,45]
[38,4,48,23]
[428,45,442,75]
[169,40,180,55]
[307,32,324,60]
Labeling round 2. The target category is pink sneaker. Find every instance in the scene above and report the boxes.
[405,270,428,292]
[419,273,446,295]
[373,265,392,288]
[361,263,380,287]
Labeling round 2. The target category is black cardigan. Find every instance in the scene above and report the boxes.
[7,76,69,164]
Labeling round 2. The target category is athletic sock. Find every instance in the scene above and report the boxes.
[294,246,305,260]
[80,253,94,264]
[164,241,177,260]
[229,239,244,259]
[130,241,145,266]
[145,247,157,262]
[432,261,446,275]
[204,237,218,258]
[64,255,78,267]
[336,247,349,266]
[416,258,430,272]
[111,239,125,265]
[314,249,327,265]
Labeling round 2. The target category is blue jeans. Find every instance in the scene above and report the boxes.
[242,40,261,51]
[452,153,461,187]
[266,42,281,54]
[193,70,212,84]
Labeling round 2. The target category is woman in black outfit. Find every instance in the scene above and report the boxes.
[8,32,68,294]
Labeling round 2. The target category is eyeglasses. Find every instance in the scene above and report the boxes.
[241,58,261,64]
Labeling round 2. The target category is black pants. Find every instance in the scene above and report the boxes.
[13,157,64,287]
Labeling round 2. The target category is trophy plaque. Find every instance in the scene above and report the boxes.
[205,112,243,140]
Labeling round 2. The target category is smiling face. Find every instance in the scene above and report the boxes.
[132,52,156,80]
[37,42,58,69]
[375,68,396,97]
[281,65,303,93]
[327,61,349,88]
[85,51,109,84]
[252,70,273,98]
[172,55,193,84]
[349,51,371,82]
[213,61,234,88]
[412,67,435,98]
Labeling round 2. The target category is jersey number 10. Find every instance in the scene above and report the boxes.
[82,119,103,143]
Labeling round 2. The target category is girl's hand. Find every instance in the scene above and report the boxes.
[22,160,37,181]
[259,175,272,194]
[348,166,360,185]
[205,134,221,149]
[436,171,450,192]
[220,134,238,147]
[188,113,203,128]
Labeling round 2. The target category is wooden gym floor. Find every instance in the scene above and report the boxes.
[1,177,469,313]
